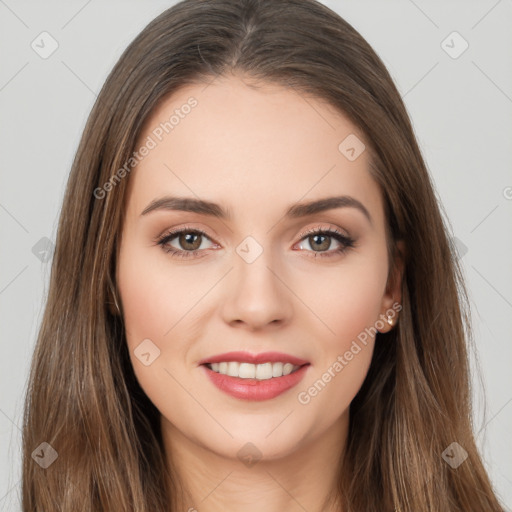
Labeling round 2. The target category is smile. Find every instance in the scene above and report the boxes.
[206,361,301,380]
[199,350,310,400]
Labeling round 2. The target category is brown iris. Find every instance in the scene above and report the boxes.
[309,234,330,251]
[179,232,202,250]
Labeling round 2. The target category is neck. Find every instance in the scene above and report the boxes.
[161,412,348,512]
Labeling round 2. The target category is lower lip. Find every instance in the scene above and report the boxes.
[201,364,310,401]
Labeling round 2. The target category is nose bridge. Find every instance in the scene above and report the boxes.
[222,234,293,328]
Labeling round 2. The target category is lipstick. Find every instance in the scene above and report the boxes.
[199,351,310,401]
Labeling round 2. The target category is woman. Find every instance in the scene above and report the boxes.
[22,0,505,510]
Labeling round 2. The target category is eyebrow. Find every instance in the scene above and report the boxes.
[140,195,372,224]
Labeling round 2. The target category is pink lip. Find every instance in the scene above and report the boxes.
[198,351,309,366]
[201,364,310,401]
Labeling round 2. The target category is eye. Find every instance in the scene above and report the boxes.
[156,224,355,260]
[156,226,218,259]
[294,225,355,258]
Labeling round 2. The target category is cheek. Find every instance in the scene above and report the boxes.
[117,241,207,343]
[332,268,386,342]
[298,253,388,349]
[117,241,186,369]
[293,252,387,413]
[118,261,166,345]
[117,244,195,414]
[117,240,224,398]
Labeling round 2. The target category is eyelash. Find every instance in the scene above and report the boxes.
[155,224,355,260]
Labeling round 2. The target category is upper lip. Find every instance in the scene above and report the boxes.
[198,351,309,366]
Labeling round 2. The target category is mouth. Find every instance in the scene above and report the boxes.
[203,361,305,380]
[199,351,311,401]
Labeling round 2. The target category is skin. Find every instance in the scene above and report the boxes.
[117,74,403,512]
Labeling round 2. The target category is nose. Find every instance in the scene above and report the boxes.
[220,244,294,331]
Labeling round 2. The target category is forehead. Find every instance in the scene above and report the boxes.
[126,75,384,227]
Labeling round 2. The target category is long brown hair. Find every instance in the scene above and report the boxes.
[22,0,504,510]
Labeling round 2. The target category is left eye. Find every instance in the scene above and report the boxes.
[297,233,342,252]
[294,228,355,258]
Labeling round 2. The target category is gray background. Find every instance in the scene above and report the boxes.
[1,0,511,509]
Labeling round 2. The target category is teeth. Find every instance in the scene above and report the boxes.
[272,362,283,377]
[207,361,301,380]
[239,362,256,379]
[283,363,294,376]
[256,362,272,380]
[227,361,238,377]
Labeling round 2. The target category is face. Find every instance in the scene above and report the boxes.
[117,75,401,462]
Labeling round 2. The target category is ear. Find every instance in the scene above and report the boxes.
[377,239,405,333]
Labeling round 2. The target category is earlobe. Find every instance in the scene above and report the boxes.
[376,309,398,333]
[386,310,398,330]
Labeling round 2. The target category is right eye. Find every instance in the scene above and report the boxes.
[156,227,219,259]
